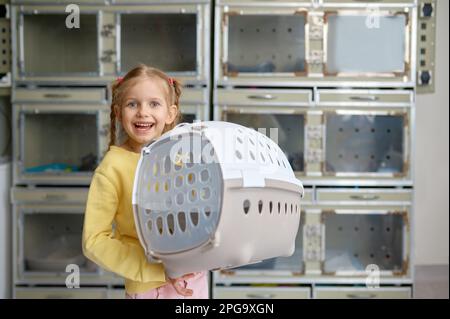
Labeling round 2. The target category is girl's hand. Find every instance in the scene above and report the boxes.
[168,273,196,297]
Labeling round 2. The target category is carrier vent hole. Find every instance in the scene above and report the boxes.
[243,200,250,214]
[167,214,175,235]
[156,217,163,235]
[178,212,186,232]
[200,187,210,200]
[200,169,210,182]
[176,193,184,205]
[190,211,199,226]
[258,200,263,214]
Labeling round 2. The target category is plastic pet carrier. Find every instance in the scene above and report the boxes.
[133,121,304,277]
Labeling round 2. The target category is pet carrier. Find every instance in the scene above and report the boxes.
[132,121,304,278]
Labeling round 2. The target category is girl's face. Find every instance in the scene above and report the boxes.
[116,78,177,152]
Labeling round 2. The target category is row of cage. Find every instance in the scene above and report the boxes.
[3,0,435,89]
[11,87,414,186]
[11,186,412,287]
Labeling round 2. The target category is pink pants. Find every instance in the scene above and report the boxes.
[125,271,209,299]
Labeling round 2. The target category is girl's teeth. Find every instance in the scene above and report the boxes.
[135,123,153,128]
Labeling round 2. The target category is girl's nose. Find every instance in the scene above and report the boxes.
[136,105,149,117]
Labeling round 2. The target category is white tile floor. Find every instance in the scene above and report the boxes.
[414,265,449,299]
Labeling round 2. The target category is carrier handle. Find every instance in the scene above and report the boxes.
[174,122,189,129]
[349,194,380,201]
[349,95,379,102]
[247,94,277,101]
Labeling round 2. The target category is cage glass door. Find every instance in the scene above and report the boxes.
[325,13,407,75]
[21,112,99,175]
[22,213,96,274]
[21,13,98,76]
[324,113,405,175]
[223,112,305,172]
[120,13,197,74]
[322,212,406,274]
[226,14,306,74]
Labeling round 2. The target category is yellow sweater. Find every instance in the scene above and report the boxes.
[82,146,166,293]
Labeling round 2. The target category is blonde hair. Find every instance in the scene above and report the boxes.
[109,64,182,149]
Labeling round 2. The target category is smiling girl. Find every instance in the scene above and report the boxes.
[82,65,208,299]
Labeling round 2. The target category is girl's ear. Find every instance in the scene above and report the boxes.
[165,104,178,125]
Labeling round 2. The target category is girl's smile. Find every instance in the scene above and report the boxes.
[133,121,155,134]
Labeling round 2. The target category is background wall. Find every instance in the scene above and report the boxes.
[414,0,449,265]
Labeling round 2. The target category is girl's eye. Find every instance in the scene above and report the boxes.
[127,101,137,108]
[150,101,161,107]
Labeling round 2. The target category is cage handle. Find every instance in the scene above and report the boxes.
[247,94,277,101]
[346,293,377,299]
[349,96,379,102]
[43,94,71,99]
[45,194,67,201]
[349,194,380,201]
[246,293,276,299]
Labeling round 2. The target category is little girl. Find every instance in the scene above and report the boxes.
[82,65,208,299]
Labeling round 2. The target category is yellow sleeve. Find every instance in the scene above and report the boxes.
[82,172,166,284]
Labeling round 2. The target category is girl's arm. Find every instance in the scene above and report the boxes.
[82,172,166,284]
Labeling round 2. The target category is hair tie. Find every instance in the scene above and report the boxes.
[117,77,124,84]
[168,77,174,86]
